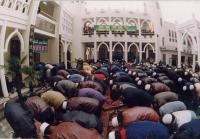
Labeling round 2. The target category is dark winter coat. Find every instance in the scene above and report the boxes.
[4,101,36,138]
[125,121,169,139]
[122,87,154,107]
[60,110,102,132]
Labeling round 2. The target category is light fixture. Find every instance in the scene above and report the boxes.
[42,1,47,5]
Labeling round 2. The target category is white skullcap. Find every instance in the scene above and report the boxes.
[108,131,116,139]
[111,117,119,127]
[162,114,173,125]
[137,80,142,86]
[152,72,157,76]
[3,102,7,108]
[183,86,187,91]
[128,71,132,75]
[189,85,194,90]
[62,101,68,110]
[184,72,188,76]
[178,77,182,82]
[110,80,113,85]
[145,84,151,91]
[135,77,140,82]
[81,77,85,81]
[40,122,50,135]
[132,72,136,76]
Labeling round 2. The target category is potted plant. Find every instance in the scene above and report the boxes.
[22,64,42,95]
[1,56,27,101]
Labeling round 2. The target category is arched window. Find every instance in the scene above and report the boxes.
[141,21,153,33]
[83,21,94,35]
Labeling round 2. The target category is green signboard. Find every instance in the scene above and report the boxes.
[32,39,48,53]
[94,25,138,32]
[111,25,126,32]
[127,26,138,32]
[94,25,110,32]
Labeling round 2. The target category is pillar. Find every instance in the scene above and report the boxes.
[145,47,149,59]
[193,54,196,71]
[178,50,181,68]
[139,42,142,62]
[124,42,128,62]
[176,30,182,68]
[109,42,112,63]
[94,42,97,62]
[64,51,67,69]
[155,38,159,63]
[0,21,9,97]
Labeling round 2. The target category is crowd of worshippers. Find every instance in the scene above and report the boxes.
[3,61,200,139]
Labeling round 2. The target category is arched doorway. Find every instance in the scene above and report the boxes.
[113,44,123,61]
[67,45,72,68]
[142,44,155,63]
[10,37,21,59]
[60,43,64,64]
[98,44,109,61]
[5,36,23,94]
[128,44,139,63]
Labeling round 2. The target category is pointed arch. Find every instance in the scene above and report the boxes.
[143,43,155,53]
[67,44,72,53]
[127,18,138,27]
[97,17,108,25]
[112,17,123,25]
[97,42,110,51]
[4,29,25,52]
[128,42,139,52]
[113,42,125,51]
[141,20,154,33]
[83,19,94,25]
[181,31,197,50]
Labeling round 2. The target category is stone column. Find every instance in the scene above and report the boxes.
[193,54,196,71]
[176,28,182,68]
[146,47,149,59]
[124,42,128,62]
[64,43,68,69]
[109,42,112,63]
[139,42,142,62]
[94,42,97,62]
[0,21,9,97]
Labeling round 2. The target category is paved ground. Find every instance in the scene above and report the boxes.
[0,119,13,138]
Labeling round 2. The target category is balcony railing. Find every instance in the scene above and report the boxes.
[141,30,155,35]
[0,0,31,15]
[35,14,56,35]
[38,10,56,21]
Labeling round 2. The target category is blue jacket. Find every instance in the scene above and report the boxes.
[126,121,169,139]
[177,119,200,139]
[122,88,153,107]
[68,74,84,83]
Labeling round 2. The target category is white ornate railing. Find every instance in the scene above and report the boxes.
[0,0,31,15]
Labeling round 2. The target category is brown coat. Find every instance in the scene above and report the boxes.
[47,122,102,139]
[121,106,160,126]
[151,82,170,94]
[79,81,104,94]
[57,70,69,79]
[154,91,178,107]
[41,91,66,110]
[25,96,49,116]
[67,97,100,113]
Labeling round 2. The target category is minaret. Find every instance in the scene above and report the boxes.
[146,1,163,63]
[71,0,86,62]
[144,2,147,14]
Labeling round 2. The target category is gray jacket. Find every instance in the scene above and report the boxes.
[159,101,187,116]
